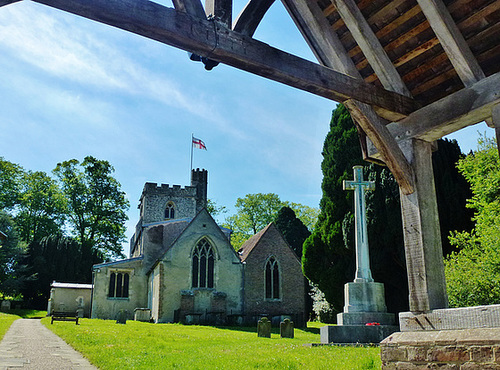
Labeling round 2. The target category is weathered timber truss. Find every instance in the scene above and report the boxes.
[2,0,499,313]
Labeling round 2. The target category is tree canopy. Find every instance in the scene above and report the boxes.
[445,136,500,307]
[223,193,319,250]
[0,156,127,300]
[53,156,129,259]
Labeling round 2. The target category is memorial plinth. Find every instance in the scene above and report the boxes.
[321,166,398,344]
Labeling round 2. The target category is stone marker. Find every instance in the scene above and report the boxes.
[1,300,11,312]
[116,309,127,324]
[134,308,152,322]
[321,166,397,344]
[257,317,271,338]
[280,318,294,338]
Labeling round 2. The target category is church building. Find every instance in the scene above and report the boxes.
[90,169,305,326]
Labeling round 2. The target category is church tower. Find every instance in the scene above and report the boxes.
[130,169,208,257]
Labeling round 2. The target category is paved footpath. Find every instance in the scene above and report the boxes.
[0,319,97,370]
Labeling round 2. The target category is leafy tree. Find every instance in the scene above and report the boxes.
[0,157,23,211]
[206,199,228,223]
[22,235,103,308]
[274,206,311,258]
[284,202,319,232]
[0,211,27,296]
[445,136,500,307]
[53,156,129,260]
[224,193,319,250]
[15,171,66,244]
[229,193,283,235]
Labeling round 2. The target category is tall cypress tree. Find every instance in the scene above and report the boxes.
[303,104,472,316]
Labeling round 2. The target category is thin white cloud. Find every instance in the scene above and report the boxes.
[0,3,229,126]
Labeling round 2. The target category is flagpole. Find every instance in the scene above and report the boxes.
[190,133,194,181]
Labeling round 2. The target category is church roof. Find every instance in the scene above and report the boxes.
[238,223,277,262]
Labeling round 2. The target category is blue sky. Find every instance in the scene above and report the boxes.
[0,1,490,255]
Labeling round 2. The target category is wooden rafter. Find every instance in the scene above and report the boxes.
[233,0,275,37]
[205,0,232,27]
[282,0,415,194]
[172,0,206,18]
[330,0,411,96]
[416,0,485,87]
[32,0,419,120]
[367,71,500,159]
[0,0,20,6]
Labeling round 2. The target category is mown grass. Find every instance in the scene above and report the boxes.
[42,318,381,369]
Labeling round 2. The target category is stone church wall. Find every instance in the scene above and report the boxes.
[243,227,305,327]
[155,212,242,323]
[91,258,147,320]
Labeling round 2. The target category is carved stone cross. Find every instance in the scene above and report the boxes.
[344,165,375,283]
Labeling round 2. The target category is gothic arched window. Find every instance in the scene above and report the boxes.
[265,257,280,299]
[192,238,215,288]
[108,272,130,298]
[165,202,175,219]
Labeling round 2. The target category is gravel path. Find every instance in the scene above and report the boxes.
[0,319,97,369]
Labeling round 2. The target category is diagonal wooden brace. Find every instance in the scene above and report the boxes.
[344,99,415,195]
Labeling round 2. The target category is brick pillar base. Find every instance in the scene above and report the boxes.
[381,328,500,369]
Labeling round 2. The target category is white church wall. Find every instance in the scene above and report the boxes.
[91,258,148,320]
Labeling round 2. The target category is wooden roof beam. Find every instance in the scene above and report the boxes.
[33,0,418,119]
[367,71,500,159]
[233,0,275,37]
[330,0,411,97]
[282,0,414,194]
[0,0,21,6]
[416,0,485,87]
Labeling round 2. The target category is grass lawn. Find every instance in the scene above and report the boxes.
[42,318,382,369]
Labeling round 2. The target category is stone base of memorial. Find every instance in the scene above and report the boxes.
[320,281,399,344]
[380,304,500,369]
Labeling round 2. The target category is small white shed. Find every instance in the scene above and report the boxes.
[47,281,93,318]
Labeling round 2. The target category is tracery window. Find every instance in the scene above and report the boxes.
[108,272,130,298]
[265,257,280,300]
[192,238,215,288]
[165,202,175,219]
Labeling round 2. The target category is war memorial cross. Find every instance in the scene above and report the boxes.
[343,165,375,283]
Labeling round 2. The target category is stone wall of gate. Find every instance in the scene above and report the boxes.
[381,328,500,369]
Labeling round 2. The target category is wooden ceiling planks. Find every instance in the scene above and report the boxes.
[314,0,499,107]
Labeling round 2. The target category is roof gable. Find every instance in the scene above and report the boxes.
[238,222,299,263]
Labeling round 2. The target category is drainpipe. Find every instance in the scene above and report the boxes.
[241,261,245,316]
[90,268,96,318]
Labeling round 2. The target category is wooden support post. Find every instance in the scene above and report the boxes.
[399,139,448,313]
[492,105,500,158]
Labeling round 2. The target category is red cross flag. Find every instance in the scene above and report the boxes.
[192,137,207,150]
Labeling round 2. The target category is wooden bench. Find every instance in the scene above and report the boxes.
[51,311,79,325]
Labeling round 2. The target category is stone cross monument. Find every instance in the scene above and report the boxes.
[321,165,398,344]
[343,165,375,283]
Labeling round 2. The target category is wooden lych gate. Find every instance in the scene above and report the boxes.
[2,0,498,317]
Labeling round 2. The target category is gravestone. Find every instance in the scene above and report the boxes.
[257,317,271,338]
[321,166,398,344]
[280,318,294,338]
[134,308,152,322]
[1,300,11,312]
[116,309,127,324]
